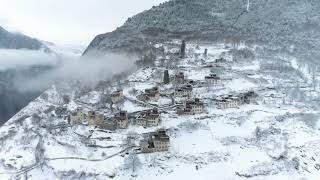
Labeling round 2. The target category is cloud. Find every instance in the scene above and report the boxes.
[0,49,137,93]
[0,49,59,71]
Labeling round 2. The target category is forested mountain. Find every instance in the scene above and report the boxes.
[84,0,320,62]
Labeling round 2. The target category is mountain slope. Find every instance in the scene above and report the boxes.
[0,26,47,50]
[83,0,320,62]
[1,41,320,179]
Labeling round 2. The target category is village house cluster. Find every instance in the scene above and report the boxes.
[215,91,258,109]
[68,108,129,131]
[68,107,163,130]
[66,41,261,155]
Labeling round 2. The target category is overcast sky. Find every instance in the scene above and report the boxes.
[0,0,167,46]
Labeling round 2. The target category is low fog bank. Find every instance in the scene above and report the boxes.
[0,49,59,71]
[0,48,136,92]
[14,53,137,92]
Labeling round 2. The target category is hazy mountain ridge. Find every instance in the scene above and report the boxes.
[84,0,320,62]
[0,26,48,50]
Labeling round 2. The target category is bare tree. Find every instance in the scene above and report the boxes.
[311,66,317,90]
[122,131,138,147]
[129,88,138,96]
[62,95,70,104]
[145,153,157,167]
[98,92,111,109]
[246,0,250,12]
[124,152,142,177]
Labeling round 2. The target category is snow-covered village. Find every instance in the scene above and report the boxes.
[1,39,320,179]
[1,0,320,180]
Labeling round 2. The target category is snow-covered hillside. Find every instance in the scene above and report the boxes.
[0,41,320,180]
[0,43,84,125]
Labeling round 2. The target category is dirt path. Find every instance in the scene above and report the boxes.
[0,146,136,175]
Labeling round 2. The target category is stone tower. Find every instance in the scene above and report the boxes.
[163,69,170,84]
[204,48,208,57]
[180,40,186,58]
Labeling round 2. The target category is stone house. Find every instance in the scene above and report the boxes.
[114,111,128,129]
[205,74,221,85]
[177,98,204,115]
[69,107,86,124]
[215,57,227,64]
[185,79,206,86]
[145,87,160,101]
[175,72,185,84]
[136,108,161,127]
[140,129,170,153]
[97,117,117,131]
[239,91,258,104]
[185,80,197,86]
[186,98,204,114]
[215,96,241,109]
[87,111,104,126]
[111,89,124,104]
[137,87,160,102]
[136,94,148,102]
[176,105,193,115]
[88,111,117,130]
[174,85,193,98]
[216,91,258,109]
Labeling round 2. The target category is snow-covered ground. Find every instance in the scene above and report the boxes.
[0,41,320,180]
